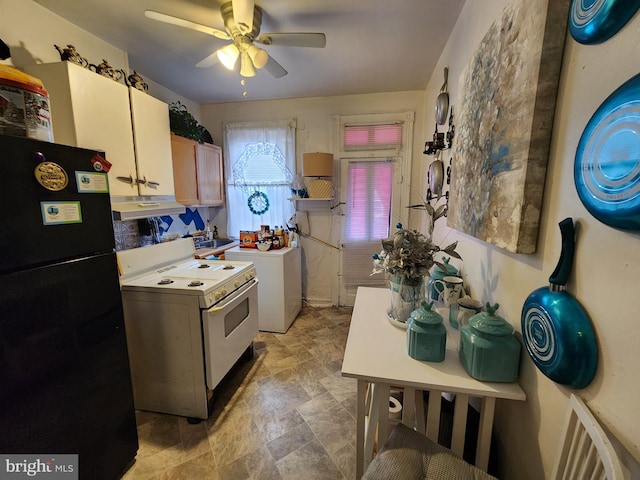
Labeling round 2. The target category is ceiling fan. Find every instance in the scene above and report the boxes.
[144,0,326,79]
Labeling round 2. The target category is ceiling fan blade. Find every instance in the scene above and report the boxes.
[263,55,288,78]
[144,10,230,40]
[195,49,222,69]
[256,33,326,48]
[232,0,254,34]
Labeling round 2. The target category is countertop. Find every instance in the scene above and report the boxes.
[194,241,240,258]
[224,245,298,256]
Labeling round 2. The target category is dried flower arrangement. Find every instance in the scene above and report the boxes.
[372,203,460,281]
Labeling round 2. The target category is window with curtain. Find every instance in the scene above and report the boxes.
[344,160,393,242]
[223,120,296,237]
[343,123,403,151]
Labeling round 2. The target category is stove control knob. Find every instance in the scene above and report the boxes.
[215,291,222,300]
[221,288,228,296]
[235,280,240,288]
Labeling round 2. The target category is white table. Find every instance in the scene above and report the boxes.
[341,287,526,478]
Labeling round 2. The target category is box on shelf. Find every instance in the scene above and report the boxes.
[240,231,258,248]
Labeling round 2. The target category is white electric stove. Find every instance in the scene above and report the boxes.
[117,238,259,421]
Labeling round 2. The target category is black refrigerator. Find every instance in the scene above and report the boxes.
[0,134,138,479]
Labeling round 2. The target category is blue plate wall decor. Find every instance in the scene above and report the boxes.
[569,0,640,44]
[575,73,640,230]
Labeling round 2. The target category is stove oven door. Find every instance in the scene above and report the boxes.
[202,279,259,389]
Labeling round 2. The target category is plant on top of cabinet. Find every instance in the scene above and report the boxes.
[169,101,213,144]
[171,134,225,206]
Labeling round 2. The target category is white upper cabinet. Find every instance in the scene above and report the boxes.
[26,62,174,197]
[129,87,174,196]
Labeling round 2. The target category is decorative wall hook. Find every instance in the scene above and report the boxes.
[446,107,455,148]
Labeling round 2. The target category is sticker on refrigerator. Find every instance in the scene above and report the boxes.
[34,161,68,191]
[91,153,112,173]
[75,171,109,193]
[41,201,82,225]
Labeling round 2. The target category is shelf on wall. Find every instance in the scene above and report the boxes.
[288,197,334,211]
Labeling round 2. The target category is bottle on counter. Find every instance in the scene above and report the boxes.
[213,225,219,239]
[205,221,212,241]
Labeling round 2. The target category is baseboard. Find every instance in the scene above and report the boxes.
[303,298,334,308]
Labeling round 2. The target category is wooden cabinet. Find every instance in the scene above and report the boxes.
[25,62,174,197]
[171,134,225,206]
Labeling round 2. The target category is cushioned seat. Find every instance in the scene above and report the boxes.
[362,423,497,480]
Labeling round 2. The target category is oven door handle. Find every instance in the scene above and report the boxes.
[206,278,258,313]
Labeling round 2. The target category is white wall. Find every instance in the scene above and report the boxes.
[201,93,426,306]
[424,1,640,478]
[5,0,639,475]
[0,0,200,121]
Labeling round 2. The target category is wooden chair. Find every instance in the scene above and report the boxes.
[362,394,624,480]
[551,394,624,480]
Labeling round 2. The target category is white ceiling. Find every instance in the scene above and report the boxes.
[34,0,466,104]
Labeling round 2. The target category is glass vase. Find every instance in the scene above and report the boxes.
[387,275,425,327]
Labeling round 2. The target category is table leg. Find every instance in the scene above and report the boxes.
[362,383,390,474]
[375,383,391,451]
[356,379,366,479]
[363,383,379,472]
[475,396,496,470]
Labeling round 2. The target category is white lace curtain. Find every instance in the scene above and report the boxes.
[223,119,296,236]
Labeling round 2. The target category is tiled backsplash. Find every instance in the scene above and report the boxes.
[113,219,139,251]
[113,207,218,251]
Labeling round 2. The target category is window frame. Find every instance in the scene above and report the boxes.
[222,119,296,236]
[332,112,415,307]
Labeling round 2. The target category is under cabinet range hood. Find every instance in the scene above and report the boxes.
[111,195,185,221]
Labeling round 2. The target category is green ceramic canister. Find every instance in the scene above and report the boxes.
[459,303,521,382]
[407,301,446,362]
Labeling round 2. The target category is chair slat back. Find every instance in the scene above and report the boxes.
[551,394,624,480]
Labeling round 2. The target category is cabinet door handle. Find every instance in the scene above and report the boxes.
[116,175,134,184]
[136,176,160,189]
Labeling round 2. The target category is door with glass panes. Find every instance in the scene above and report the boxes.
[338,156,404,306]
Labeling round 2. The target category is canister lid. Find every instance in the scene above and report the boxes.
[457,297,483,310]
[469,303,513,336]
[432,256,458,278]
[409,301,443,325]
[0,64,49,96]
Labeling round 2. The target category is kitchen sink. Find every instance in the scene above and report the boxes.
[195,238,235,249]
[213,238,234,248]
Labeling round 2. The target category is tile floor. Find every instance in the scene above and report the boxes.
[121,305,357,480]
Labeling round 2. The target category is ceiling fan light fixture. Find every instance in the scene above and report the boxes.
[247,44,268,69]
[217,43,239,70]
[240,52,257,77]
[232,0,255,34]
